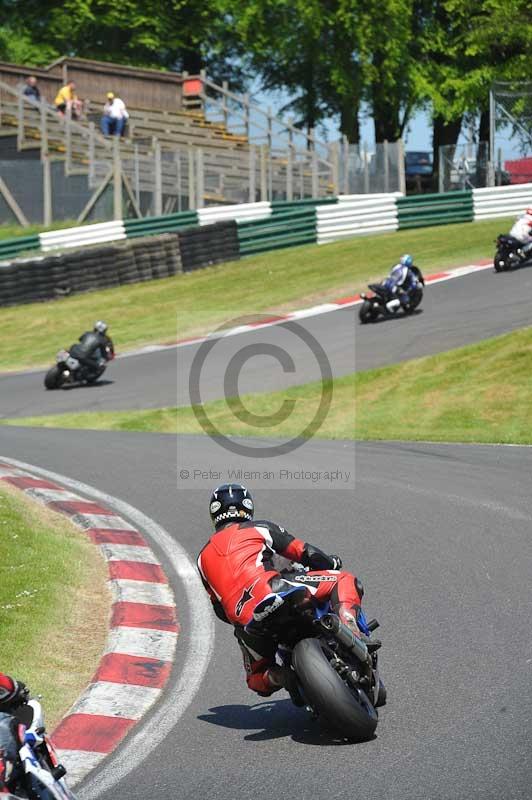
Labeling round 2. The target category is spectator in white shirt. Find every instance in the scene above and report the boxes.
[101,92,129,137]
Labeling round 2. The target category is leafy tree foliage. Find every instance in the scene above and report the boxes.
[0,0,530,153]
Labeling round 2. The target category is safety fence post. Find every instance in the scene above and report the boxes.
[113,136,123,220]
[248,145,256,202]
[310,129,318,198]
[196,147,204,208]
[153,139,163,216]
[342,136,349,194]
[188,146,195,209]
[287,145,293,201]
[260,145,267,201]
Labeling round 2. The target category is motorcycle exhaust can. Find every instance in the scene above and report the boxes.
[320,614,369,663]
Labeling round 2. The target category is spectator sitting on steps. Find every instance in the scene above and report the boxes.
[54,80,82,119]
[23,75,41,103]
[100,92,129,137]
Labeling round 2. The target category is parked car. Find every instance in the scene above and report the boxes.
[405,151,433,192]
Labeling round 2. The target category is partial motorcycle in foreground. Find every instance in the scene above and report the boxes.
[493,234,530,272]
[0,697,77,798]
[359,267,424,324]
[44,343,113,390]
[249,577,385,741]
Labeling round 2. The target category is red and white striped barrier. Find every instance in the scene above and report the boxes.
[0,462,178,786]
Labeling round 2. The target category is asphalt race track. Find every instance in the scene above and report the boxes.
[2,263,532,418]
[0,427,531,800]
[2,259,532,799]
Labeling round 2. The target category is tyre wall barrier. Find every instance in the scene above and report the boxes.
[0,233,183,308]
[473,183,532,221]
[1,184,530,307]
[179,220,240,272]
[396,190,473,229]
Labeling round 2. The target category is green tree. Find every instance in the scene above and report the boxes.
[0,0,247,84]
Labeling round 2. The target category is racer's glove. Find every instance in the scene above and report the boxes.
[328,554,342,570]
[15,681,29,707]
[302,544,342,571]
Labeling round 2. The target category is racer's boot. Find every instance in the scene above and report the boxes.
[267,666,305,707]
[339,605,382,653]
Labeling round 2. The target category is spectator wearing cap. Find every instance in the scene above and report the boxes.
[100,92,129,137]
[23,75,41,103]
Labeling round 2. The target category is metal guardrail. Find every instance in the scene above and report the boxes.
[473,182,532,220]
[316,195,399,244]
[397,190,474,229]
[0,233,40,259]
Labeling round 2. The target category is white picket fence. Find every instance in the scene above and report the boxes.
[473,183,532,221]
[316,193,402,245]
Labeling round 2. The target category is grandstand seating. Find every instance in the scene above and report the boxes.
[0,57,334,218]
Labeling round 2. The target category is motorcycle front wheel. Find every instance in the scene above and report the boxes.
[292,637,378,741]
[359,300,379,324]
[44,366,62,390]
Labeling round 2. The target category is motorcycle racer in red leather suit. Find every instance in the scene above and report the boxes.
[197,484,366,698]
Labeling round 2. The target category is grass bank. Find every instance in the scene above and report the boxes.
[0,483,110,728]
[0,221,83,241]
[1,217,508,371]
[5,325,531,446]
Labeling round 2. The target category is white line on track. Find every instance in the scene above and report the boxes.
[0,456,215,799]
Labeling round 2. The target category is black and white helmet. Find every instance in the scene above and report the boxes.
[209,484,254,529]
[94,320,108,335]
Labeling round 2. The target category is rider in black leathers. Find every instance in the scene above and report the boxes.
[69,320,114,376]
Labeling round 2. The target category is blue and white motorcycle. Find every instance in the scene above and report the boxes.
[0,698,77,799]
[359,265,425,324]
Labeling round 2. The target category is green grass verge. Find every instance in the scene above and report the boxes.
[1,217,508,371]
[5,325,532,446]
[0,483,110,728]
[0,220,84,241]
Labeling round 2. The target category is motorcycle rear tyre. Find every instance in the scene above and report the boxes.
[359,300,378,324]
[292,637,378,741]
[44,366,61,390]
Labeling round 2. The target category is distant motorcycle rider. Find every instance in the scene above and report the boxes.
[69,320,114,376]
[508,207,532,259]
[197,484,374,701]
[384,254,423,312]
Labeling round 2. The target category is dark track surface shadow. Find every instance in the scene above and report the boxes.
[360,307,424,326]
[57,379,114,391]
[198,701,375,746]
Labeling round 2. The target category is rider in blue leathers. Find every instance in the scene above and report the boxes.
[383,254,422,312]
